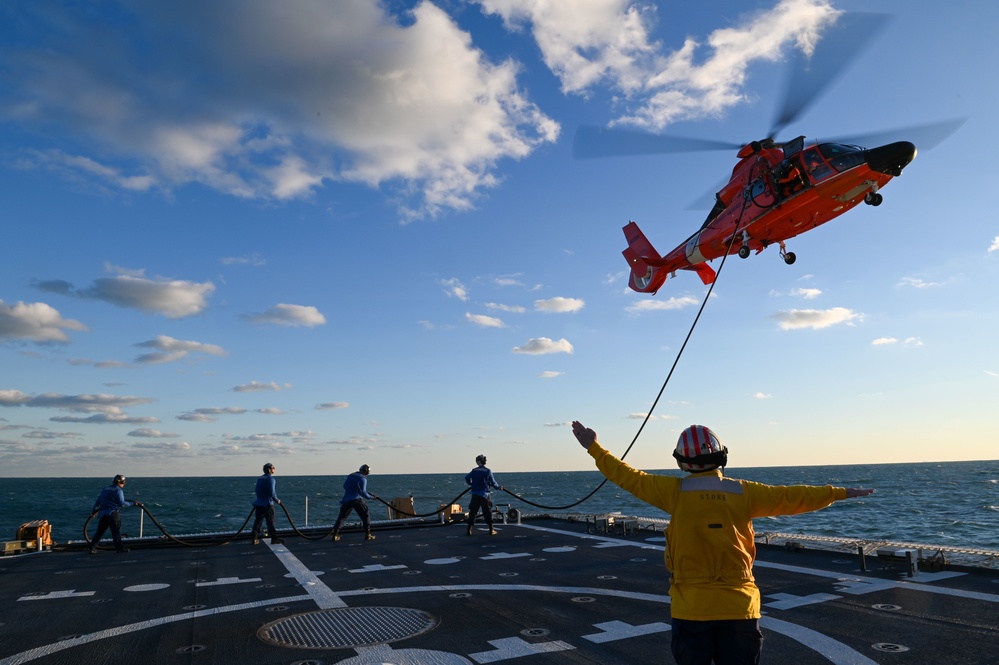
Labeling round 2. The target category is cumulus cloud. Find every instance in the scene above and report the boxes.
[133,335,227,364]
[897,276,943,289]
[316,402,350,411]
[243,304,326,327]
[0,390,159,425]
[625,296,699,313]
[466,313,506,328]
[535,297,585,313]
[0,299,87,343]
[771,287,822,299]
[989,235,999,253]
[128,428,179,438]
[232,381,292,393]
[485,302,526,313]
[478,0,841,130]
[0,390,154,415]
[513,337,573,354]
[3,1,558,217]
[220,254,266,266]
[770,307,862,330]
[441,279,469,301]
[35,268,214,318]
[132,441,193,453]
[872,336,923,347]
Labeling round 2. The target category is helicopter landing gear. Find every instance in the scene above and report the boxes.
[737,230,751,259]
[864,185,883,206]
[779,241,796,265]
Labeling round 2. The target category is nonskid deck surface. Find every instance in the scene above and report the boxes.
[1,517,998,664]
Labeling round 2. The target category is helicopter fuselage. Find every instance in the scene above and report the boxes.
[623,138,916,293]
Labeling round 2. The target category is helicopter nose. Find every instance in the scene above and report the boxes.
[866,141,917,176]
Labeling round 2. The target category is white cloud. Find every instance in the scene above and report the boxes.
[512,337,573,355]
[485,302,526,313]
[232,381,292,393]
[244,304,326,327]
[128,428,179,438]
[989,235,999,253]
[35,269,215,318]
[4,1,558,217]
[0,390,158,424]
[535,297,585,313]
[133,335,227,364]
[754,392,772,400]
[770,287,821,299]
[771,307,862,330]
[872,336,923,348]
[479,0,841,130]
[441,279,469,301]
[0,300,87,343]
[538,371,563,378]
[466,313,506,328]
[316,402,350,411]
[625,296,699,313]
[220,254,266,266]
[898,276,943,289]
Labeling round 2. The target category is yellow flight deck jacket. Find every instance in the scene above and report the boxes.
[588,441,847,621]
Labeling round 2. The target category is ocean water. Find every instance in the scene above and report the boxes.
[2,460,997,551]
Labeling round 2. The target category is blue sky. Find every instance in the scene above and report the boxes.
[1,0,996,478]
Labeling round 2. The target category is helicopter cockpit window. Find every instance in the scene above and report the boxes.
[801,147,834,181]
[818,143,866,173]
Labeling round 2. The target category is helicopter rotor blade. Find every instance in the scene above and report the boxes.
[815,118,967,152]
[770,12,890,139]
[572,125,742,159]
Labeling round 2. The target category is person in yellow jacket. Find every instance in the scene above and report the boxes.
[572,420,874,665]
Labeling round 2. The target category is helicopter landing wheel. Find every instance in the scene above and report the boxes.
[783,251,796,265]
[865,192,883,206]
[738,246,751,259]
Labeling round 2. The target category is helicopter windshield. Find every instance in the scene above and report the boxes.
[817,143,866,173]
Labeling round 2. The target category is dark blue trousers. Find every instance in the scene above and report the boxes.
[670,617,763,665]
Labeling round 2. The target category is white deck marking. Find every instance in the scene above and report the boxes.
[0,594,312,665]
[581,620,670,643]
[764,592,841,610]
[17,590,95,601]
[760,616,879,665]
[478,552,532,560]
[469,636,575,663]
[348,563,408,573]
[194,577,262,587]
[268,540,347,608]
[123,583,170,592]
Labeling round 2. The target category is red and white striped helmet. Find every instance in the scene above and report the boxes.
[673,425,727,472]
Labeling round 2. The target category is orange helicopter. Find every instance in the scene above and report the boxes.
[573,13,963,294]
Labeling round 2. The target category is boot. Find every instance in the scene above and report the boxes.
[489,528,498,536]
[332,531,341,541]
[252,536,260,545]
[365,532,376,541]
[271,537,284,545]
[466,526,472,536]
